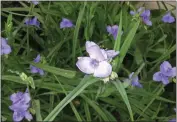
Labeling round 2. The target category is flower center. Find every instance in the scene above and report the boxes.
[90,59,99,68]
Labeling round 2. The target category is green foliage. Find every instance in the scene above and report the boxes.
[1,1,176,122]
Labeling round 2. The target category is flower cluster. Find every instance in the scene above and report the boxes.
[30,54,44,75]
[9,89,32,122]
[153,61,176,85]
[76,41,119,78]
[1,37,12,55]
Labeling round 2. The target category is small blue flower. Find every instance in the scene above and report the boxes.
[1,37,12,55]
[25,17,40,28]
[76,41,119,78]
[30,54,44,76]
[162,12,175,23]
[60,18,74,29]
[153,61,176,85]
[129,72,142,88]
[9,89,33,122]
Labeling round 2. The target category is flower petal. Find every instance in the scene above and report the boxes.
[1,37,7,46]
[161,75,169,85]
[106,50,119,59]
[25,111,33,121]
[100,49,108,60]
[106,26,112,33]
[30,65,38,73]
[144,19,152,26]
[23,92,31,103]
[130,11,136,15]
[13,111,24,122]
[160,61,173,76]
[2,44,12,55]
[85,41,97,50]
[76,57,95,74]
[94,61,112,78]
[153,71,162,82]
[34,54,41,63]
[86,42,105,61]
[38,69,44,76]
[171,67,176,77]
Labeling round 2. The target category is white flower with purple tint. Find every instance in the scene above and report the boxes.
[30,54,44,75]
[153,61,176,85]
[76,41,119,78]
[162,12,175,23]
[130,8,152,26]
[129,72,142,88]
[106,25,123,40]
[25,17,40,28]
[9,89,33,122]
[1,37,12,55]
[60,18,74,29]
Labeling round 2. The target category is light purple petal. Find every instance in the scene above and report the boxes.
[106,50,119,59]
[34,54,41,63]
[141,10,150,17]
[161,75,169,85]
[30,65,38,74]
[23,92,31,104]
[162,13,175,23]
[2,44,12,55]
[85,41,97,50]
[130,11,136,15]
[93,61,112,78]
[76,57,95,74]
[31,0,39,5]
[144,19,152,26]
[106,26,112,33]
[169,118,176,122]
[1,37,7,46]
[101,49,108,60]
[25,111,33,121]
[13,111,24,122]
[171,67,176,77]
[86,43,105,61]
[153,71,162,82]
[38,69,44,76]
[60,18,74,29]
[132,80,142,88]
[10,92,23,103]
[9,103,29,112]
[160,61,173,77]
[129,72,134,79]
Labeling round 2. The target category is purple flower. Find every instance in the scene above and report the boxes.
[30,54,44,75]
[31,0,39,5]
[60,18,74,29]
[169,119,176,122]
[153,61,176,85]
[9,89,33,122]
[1,37,12,55]
[106,25,123,40]
[140,10,152,26]
[25,17,40,28]
[162,13,175,23]
[76,41,119,78]
[130,8,152,26]
[129,72,142,88]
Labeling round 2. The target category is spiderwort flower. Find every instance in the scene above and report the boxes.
[76,41,119,78]
[9,89,33,122]
[153,61,176,85]
[25,17,40,28]
[162,12,175,23]
[60,18,74,29]
[30,54,44,75]
[130,8,152,26]
[129,72,142,88]
[106,25,123,40]
[1,37,12,55]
